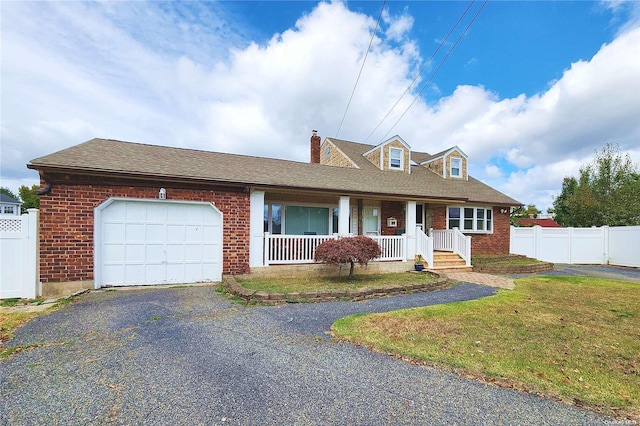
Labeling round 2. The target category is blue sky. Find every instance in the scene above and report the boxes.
[1,0,639,211]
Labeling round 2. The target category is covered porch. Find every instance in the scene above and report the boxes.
[249,190,472,271]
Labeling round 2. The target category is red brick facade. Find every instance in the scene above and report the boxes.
[38,175,250,284]
[381,201,405,236]
[425,205,510,254]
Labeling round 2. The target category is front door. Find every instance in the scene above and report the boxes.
[362,207,380,235]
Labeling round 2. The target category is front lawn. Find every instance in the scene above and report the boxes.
[332,277,639,420]
[236,272,441,294]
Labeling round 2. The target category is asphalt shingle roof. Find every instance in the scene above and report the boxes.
[28,138,520,205]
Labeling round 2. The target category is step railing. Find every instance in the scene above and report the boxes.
[431,228,471,267]
[415,227,433,267]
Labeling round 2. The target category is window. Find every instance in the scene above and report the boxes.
[264,204,282,234]
[389,147,403,170]
[3,206,15,215]
[450,157,462,178]
[285,206,330,235]
[323,145,331,161]
[447,206,493,233]
[415,204,424,230]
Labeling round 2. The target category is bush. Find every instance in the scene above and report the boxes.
[314,236,382,278]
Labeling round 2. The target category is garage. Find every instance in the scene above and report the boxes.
[95,198,223,288]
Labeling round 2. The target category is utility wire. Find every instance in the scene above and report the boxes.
[335,0,386,139]
[363,0,476,143]
[379,0,488,142]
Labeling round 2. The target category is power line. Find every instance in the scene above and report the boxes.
[335,0,387,139]
[379,0,489,142]
[363,0,476,143]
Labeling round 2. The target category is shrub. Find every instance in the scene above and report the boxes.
[314,236,382,278]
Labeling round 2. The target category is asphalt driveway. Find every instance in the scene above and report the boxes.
[0,280,619,425]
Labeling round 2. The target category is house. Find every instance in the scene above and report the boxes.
[27,133,521,296]
[0,193,21,215]
[514,218,561,228]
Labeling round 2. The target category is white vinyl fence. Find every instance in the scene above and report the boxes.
[0,209,39,299]
[510,225,640,268]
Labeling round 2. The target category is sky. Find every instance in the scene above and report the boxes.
[1,0,639,212]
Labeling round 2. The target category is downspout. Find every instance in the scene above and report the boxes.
[35,182,52,195]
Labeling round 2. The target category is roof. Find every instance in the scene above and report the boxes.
[515,218,561,227]
[28,138,521,206]
[0,193,20,204]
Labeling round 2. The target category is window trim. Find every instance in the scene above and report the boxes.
[450,157,462,178]
[446,206,493,234]
[264,202,342,235]
[389,147,403,170]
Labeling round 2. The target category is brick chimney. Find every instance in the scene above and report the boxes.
[310,130,321,164]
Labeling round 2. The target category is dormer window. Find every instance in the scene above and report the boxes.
[450,157,462,178]
[389,147,403,170]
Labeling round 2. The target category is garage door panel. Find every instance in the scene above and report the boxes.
[99,200,222,287]
[185,225,204,241]
[167,244,185,262]
[125,244,146,262]
[146,203,167,222]
[126,204,147,221]
[167,225,186,241]
[103,223,125,243]
[103,245,125,262]
[145,264,166,283]
[145,243,165,261]
[146,223,165,239]
[103,265,124,285]
[185,244,205,260]
[202,243,219,259]
[126,223,146,241]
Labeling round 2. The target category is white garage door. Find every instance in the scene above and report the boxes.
[96,199,223,287]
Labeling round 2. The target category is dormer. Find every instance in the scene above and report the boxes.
[363,136,411,174]
[420,146,468,180]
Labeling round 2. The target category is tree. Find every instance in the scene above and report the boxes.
[0,187,19,201]
[18,185,40,213]
[510,204,541,226]
[553,143,640,227]
[314,236,382,278]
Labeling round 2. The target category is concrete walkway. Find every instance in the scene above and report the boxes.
[445,271,515,289]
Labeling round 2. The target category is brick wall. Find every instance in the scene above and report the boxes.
[38,177,250,284]
[471,210,510,254]
[381,201,405,236]
[428,205,510,254]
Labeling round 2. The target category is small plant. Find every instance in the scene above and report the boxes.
[414,254,424,265]
[314,236,382,278]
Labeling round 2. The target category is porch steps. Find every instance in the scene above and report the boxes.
[429,251,473,273]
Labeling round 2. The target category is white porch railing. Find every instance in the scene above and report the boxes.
[264,233,335,265]
[369,235,406,261]
[432,228,471,266]
[415,228,434,267]
[264,233,407,265]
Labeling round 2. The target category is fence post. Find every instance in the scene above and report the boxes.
[533,225,541,260]
[602,225,609,264]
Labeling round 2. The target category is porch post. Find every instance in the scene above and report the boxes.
[406,201,417,261]
[249,190,265,267]
[338,196,350,235]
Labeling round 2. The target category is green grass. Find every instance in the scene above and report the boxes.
[237,272,440,294]
[1,298,74,359]
[332,277,640,420]
[472,254,544,265]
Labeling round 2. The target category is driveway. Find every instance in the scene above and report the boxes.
[1,282,614,425]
